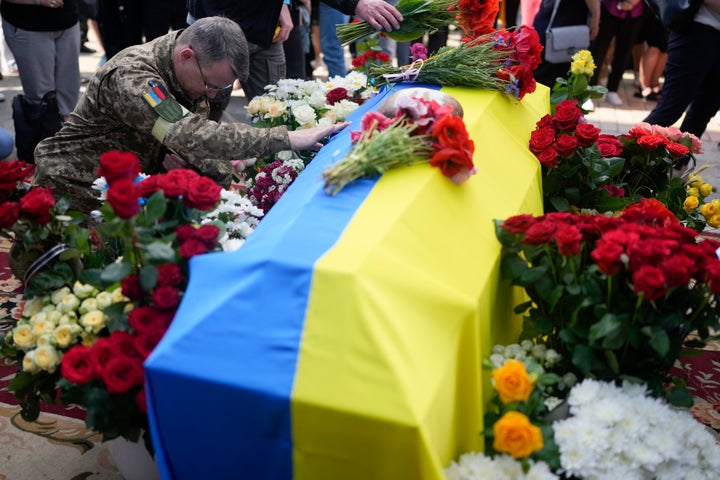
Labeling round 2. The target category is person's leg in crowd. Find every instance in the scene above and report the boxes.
[54,23,81,117]
[241,41,286,101]
[284,2,308,79]
[644,24,720,139]
[98,0,144,60]
[319,2,349,77]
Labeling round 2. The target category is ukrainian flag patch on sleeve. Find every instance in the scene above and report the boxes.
[143,81,189,142]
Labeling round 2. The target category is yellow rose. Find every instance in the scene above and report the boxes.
[688,174,704,188]
[34,345,60,372]
[493,411,544,459]
[28,311,49,327]
[701,203,716,218]
[267,100,287,119]
[700,183,714,196]
[687,187,699,197]
[35,334,52,347]
[708,214,720,229]
[22,350,39,374]
[22,296,45,318]
[80,310,107,333]
[684,195,699,211]
[492,359,535,403]
[112,288,130,304]
[245,98,262,115]
[58,313,78,326]
[12,324,35,350]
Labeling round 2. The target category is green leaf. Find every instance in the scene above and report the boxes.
[589,313,622,345]
[572,344,595,374]
[100,262,132,284]
[139,265,159,292]
[500,254,529,280]
[143,192,168,223]
[549,196,570,212]
[519,266,547,285]
[144,241,176,264]
[644,326,670,357]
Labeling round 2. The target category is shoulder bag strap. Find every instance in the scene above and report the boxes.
[547,0,562,30]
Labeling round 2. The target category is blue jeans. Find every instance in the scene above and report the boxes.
[319,3,349,78]
[0,127,13,160]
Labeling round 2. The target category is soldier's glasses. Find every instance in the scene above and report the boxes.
[192,49,234,93]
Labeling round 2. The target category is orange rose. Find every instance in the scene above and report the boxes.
[492,411,544,459]
[492,359,534,403]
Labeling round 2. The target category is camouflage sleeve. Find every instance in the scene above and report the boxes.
[96,67,291,177]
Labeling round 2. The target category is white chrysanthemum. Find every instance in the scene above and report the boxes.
[307,90,327,110]
[330,99,360,121]
[445,452,557,480]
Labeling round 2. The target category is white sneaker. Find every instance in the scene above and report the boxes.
[606,92,623,107]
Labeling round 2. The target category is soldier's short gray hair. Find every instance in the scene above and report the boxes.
[178,16,250,82]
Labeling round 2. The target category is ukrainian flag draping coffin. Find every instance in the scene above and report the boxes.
[145,83,549,479]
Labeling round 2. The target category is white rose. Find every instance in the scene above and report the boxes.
[307,91,327,109]
[54,324,81,349]
[258,95,275,113]
[35,334,52,347]
[245,98,262,115]
[60,294,81,313]
[95,291,114,310]
[331,100,359,122]
[80,310,107,333]
[31,320,55,338]
[267,100,287,119]
[34,345,61,372]
[12,324,35,350]
[28,312,48,327]
[22,350,39,374]
[291,103,317,126]
[22,296,45,318]
[73,281,97,299]
[79,298,99,315]
[50,286,72,305]
[111,288,130,304]
[58,313,78,325]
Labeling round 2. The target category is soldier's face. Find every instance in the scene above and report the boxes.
[183,50,236,101]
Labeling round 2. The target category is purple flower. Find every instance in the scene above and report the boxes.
[410,43,428,62]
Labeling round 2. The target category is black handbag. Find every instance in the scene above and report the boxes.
[11,92,63,163]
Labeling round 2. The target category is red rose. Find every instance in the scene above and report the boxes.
[136,387,148,414]
[90,337,120,374]
[175,224,197,243]
[326,87,349,105]
[179,238,209,259]
[660,255,696,288]
[107,179,140,219]
[184,176,222,211]
[574,123,601,147]
[60,345,96,384]
[429,115,475,179]
[535,114,553,129]
[159,169,199,199]
[598,184,625,197]
[136,174,164,198]
[535,147,559,168]
[101,356,144,394]
[555,134,579,158]
[19,187,54,224]
[666,142,690,158]
[632,265,666,301]
[134,328,166,359]
[554,224,583,257]
[637,134,668,151]
[152,285,180,310]
[502,214,537,234]
[529,126,556,154]
[120,274,143,301]
[351,56,366,68]
[193,224,220,248]
[97,150,141,186]
[129,305,175,332]
[704,262,720,295]
[109,330,142,359]
[591,240,626,275]
[596,134,624,157]
[553,100,581,131]
[0,201,20,229]
[0,160,34,201]
[156,263,185,287]
[522,221,557,245]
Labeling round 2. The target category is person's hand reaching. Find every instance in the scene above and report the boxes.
[288,122,350,151]
[354,0,403,32]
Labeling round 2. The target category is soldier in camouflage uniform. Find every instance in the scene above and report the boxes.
[34,16,344,213]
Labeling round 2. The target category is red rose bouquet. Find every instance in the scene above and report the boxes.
[1,151,224,451]
[322,93,476,195]
[495,200,720,402]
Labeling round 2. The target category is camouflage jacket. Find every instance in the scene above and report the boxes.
[34,31,290,213]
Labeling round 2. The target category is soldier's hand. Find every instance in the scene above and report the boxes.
[288,122,350,151]
[273,4,294,43]
[355,0,403,32]
[163,153,190,171]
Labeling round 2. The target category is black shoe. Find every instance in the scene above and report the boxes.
[633,86,643,99]
[80,44,96,54]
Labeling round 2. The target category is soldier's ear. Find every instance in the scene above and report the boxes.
[179,47,195,62]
